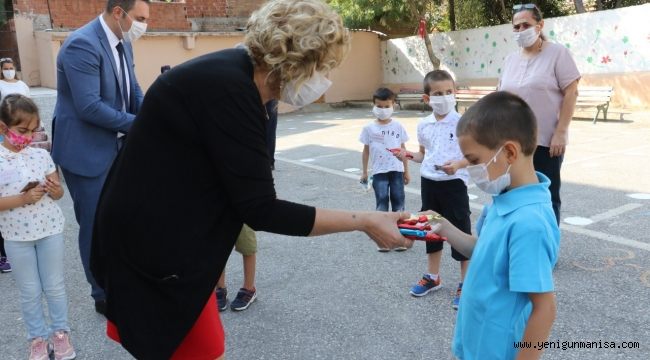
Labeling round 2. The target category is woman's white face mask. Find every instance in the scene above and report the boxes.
[513,26,539,48]
[2,69,16,80]
[281,72,332,107]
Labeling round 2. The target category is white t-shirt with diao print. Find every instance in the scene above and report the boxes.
[0,145,65,242]
[359,119,409,175]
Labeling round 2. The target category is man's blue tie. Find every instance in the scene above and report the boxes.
[115,42,130,112]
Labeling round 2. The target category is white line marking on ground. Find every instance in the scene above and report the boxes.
[309,152,348,160]
[277,156,650,252]
[627,193,650,200]
[564,144,650,165]
[564,217,594,226]
[589,203,643,223]
[560,225,650,252]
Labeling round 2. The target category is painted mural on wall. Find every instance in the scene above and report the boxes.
[383,3,650,84]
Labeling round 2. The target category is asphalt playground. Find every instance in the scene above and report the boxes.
[1,92,649,359]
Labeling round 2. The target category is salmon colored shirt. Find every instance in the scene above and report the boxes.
[499,42,581,147]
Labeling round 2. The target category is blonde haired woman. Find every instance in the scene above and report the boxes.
[91,1,409,359]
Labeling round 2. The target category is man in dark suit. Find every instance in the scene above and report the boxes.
[51,0,150,314]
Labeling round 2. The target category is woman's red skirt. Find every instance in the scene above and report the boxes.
[107,292,225,360]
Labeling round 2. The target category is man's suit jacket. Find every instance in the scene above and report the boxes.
[52,17,144,177]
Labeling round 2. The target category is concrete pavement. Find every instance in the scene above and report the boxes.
[1,95,649,359]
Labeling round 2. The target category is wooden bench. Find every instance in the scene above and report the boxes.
[396,87,426,111]
[575,86,614,124]
[456,86,497,112]
[456,85,614,124]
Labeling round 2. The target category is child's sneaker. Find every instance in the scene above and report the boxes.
[377,247,391,252]
[230,287,257,311]
[409,274,442,297]
[51,331,76,360]
[452,283,463,310]
[28,337,50,360]
[0,256,11,273]
[216,287,228,312]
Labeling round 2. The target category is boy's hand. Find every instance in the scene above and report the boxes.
[44,178,63,199]
[392,148,412,161]
[441,160,460,175]
[403,172,410,185]
[22,185,46,205]
[360,173,368,183]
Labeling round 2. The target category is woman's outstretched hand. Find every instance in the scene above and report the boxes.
[362,211,414,250]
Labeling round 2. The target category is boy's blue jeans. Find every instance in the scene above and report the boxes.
[5,233,70,339]
[372,171,405,212]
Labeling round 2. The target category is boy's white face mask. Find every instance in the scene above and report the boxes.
[466,146,512,195]
[281,72,332,108]
[372,106,393,120]
[429,94,456,116]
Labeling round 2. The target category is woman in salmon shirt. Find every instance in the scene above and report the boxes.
[498,3,580,224]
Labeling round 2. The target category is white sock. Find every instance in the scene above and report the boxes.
[427,273,439,281]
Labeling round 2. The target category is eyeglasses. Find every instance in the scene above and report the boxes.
[513,4,538,11]
[0,58,13,62]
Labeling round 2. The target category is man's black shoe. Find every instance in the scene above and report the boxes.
[95,300,107,316]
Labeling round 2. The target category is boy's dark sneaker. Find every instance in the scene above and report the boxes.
[230,288,257,311]
[409,274,442,297]
[452,283,463,310]
[216,287,228,312]
[0,256,11,273]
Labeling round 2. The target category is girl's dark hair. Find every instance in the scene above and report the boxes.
[0,58,19,80]
[457,91,537,156]
[0,94,40,127]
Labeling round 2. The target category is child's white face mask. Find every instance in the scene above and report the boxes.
[372,106,393,120]
[429,94,456,116]
[281,72,332,108]
[466,146,512,195]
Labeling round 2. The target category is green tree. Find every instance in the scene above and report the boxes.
[328,0,447,68]
[328,1,579,33]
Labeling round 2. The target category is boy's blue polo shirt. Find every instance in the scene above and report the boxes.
[453,172,560,360]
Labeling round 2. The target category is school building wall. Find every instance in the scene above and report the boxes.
[382,3,650,110]
[17,21,383,106]
[11,0,265,31]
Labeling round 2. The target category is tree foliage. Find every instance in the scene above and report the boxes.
[327,0,644,35]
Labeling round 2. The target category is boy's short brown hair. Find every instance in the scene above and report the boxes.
[457,91,537,156]
[423,70,455,95]
[373,87,396,103]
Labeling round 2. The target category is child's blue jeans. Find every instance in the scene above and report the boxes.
[372,171,405,212]
[5,233,70,339]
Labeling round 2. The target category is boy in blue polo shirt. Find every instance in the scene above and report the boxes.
[431,91,559,359]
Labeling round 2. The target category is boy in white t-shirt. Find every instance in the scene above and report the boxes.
[396,71,471,309]
[359,88,410,252]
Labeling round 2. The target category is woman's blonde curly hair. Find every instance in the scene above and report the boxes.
[244,0,350,89]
